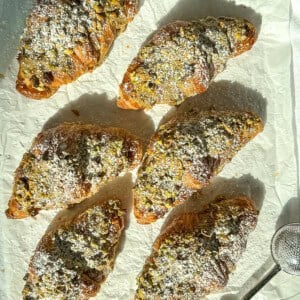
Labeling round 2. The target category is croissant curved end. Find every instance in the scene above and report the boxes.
[16,72,56,100]
[225,17,257,57]
[134,210,159,225]
[6,198,30,219]
[117,88,146,110]
[134,197,159,224]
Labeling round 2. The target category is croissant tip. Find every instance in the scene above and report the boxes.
[134,204,159,224]
[117,96,144,110]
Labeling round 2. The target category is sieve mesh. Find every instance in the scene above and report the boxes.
[271,223,300,275]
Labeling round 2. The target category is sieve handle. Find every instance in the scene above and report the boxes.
[242,264,281,300]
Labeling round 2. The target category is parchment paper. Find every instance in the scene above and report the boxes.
[1,0,300,299]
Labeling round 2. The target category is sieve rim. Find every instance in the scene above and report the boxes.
[271,222,300,276]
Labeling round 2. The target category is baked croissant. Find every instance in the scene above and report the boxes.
[6,123,142,219]
[17,0,138,99]
[134,111,263,224]
[135,196,258,299]
[23,199,124,299]
[118,17,256,110]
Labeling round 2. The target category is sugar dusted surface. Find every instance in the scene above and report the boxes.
[135,199,258,299]
[19,0,138,93]
[23,199,124,299]
[134,111,262,221]
[10,123,140,217]
[119,17,255,108]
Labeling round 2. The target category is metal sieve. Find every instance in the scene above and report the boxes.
[243,223,300,299]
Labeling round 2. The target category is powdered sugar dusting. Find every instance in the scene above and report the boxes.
[119,16,255,108]
[134,111,262,221]
[19,0,138,93]
[9,123,141,217]
[23,199,124,299]
[135,198,258,299]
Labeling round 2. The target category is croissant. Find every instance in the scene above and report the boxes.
[118,17,256,109]
[134,110,263,224]
[135,196,258,299]
[6,123,142,219]
[23,199,124,299]
[17,0,138,99]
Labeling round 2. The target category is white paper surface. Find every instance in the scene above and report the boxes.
[291,0,300,192]
[0,0,300,299]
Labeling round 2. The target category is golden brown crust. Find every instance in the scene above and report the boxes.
[17,0,138,99]
[135,196,258,299]
[133,196,159,224]
[134,111,263,224]
[118,17,257,110]
[155,196,257,248]
[118,88,144,110]
[23,199,124,299]
[6,199,29,219]
[6,123,142,219]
